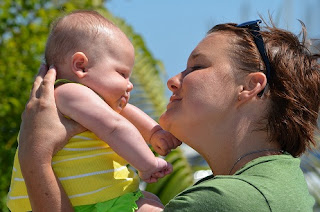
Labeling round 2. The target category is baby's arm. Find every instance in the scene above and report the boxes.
[121,104,182,156]
[55,83,171,183]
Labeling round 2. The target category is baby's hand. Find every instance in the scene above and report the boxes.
[149,129,182,156]
[139,157,173,183]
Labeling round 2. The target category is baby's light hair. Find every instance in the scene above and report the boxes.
[45,10,118,68]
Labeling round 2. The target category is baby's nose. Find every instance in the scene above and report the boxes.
[127,81,133,92]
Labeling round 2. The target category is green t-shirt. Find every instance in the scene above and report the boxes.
[164,154,314,212]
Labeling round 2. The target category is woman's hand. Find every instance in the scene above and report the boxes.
[19,65,85,163]
[18,65,84,211]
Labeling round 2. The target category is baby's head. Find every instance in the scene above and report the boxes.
[46,11,111,70]
[46,10,135,112]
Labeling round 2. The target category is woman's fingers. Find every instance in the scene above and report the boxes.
[31,64,47,100]
[41,66,56,101]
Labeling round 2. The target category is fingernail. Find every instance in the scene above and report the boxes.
[49,65,55,69]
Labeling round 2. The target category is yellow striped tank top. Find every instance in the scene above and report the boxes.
[7,131,140,211]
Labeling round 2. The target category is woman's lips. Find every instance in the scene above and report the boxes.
[167,95,182,109]
[169,95,182,102]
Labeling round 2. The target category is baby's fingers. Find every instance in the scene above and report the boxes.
[152,171,165,179]
[154,145,169,156]
[144,177,158,184]
[164,162,173,175]
[172,137,182,149]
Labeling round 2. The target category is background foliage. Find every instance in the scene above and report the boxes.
[0,0,194,211]
[1,0,319,211]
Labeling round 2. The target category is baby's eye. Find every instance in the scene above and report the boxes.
[119,72,126,78]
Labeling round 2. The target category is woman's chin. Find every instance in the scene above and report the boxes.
[159,112,170,131]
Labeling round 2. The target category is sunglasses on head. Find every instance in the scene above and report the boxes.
[236,20,272,97]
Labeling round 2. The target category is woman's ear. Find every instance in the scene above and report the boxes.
[71,52,89,79]
[238,72,267,104]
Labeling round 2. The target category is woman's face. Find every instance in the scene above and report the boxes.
[159,32,240,147]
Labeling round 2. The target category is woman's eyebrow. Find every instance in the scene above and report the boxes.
[191,52,204,59]
[191,52,211,64]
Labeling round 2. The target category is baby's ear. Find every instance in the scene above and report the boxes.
[71,52,88,78]
[237,72,267,104]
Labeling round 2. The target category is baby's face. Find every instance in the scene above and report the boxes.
[84,33,135,113]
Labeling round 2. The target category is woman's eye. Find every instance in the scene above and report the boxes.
[183,65,203,77]
[188,66,203,73]
[191,66,203,70]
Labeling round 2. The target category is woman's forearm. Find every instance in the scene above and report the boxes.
[19,157,73,212]
[18,65,82,211]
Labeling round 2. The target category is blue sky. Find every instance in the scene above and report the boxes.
[107,0,320,79]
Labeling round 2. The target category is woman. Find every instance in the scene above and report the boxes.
[18,19,319,211]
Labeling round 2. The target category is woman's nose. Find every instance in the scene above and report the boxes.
[127,81,133,92]
[167,73,182,92]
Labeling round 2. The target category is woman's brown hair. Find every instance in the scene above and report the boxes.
[208,20,320,157]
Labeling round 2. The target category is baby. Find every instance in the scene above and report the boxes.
[7,10,181,211]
